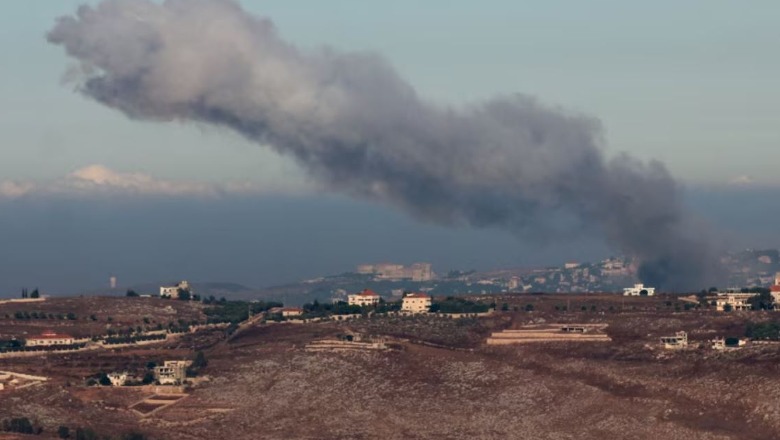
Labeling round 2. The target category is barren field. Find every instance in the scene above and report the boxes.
[2,293,780,439]
[0,297,206,339]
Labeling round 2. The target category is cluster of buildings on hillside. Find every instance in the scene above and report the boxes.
[345,288,432,313]
[343,250,780,296]
[446,257,636,294]
[708,272,780,311]
[721,249,780,287]
[356,263,435,282]
[106,360,192,387]
[659,331,747,350]
[345,289,432,313]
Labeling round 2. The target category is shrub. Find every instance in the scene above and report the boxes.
[2,417,37,434]
[75,427,99,440]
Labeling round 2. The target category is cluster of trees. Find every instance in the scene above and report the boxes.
[186,351,208,377]
[429,297,490,314]
[10,311,77,320]
[498,303,535,312]
[3,417,41,435]
[102,333,166,345]
[745,321,780,340]
[56,425,147,440]
[299,298,407,319]
[19,288,40,299]
[11,343,87,353]
[175,288,200,301]
[26,289,40,299]
[204,300,283,324]
[301,300,364,318]
[747,290,775,311]
[201,295,228,305]
[0,339,26,353]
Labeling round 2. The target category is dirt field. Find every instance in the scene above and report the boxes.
[0,297,206,339]
[1,293,780,439]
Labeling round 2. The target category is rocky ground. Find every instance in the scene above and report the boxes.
[2,294,780,439]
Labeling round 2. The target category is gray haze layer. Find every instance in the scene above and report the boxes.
[47,0,720,289]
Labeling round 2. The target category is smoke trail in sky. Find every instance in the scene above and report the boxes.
[48,0,720,289]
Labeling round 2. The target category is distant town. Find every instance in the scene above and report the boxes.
[250,248,780,305]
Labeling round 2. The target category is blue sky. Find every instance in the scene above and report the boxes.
[0,1,778,293]
[2,0,779,185]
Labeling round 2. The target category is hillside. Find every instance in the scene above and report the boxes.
[1,293,780,439]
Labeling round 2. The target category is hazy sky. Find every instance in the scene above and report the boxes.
[0,1,778,293]
[3,0,779,184]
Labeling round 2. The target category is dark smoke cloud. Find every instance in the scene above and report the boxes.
[47,0,721,289]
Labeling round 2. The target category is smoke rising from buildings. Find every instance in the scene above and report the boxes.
[47,0,720,289]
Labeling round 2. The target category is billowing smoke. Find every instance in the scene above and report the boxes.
[48,0,720,289]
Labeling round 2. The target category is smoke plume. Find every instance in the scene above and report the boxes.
[48,0,720,289]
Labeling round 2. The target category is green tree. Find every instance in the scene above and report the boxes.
[501,303,509,311]
[3,417,34,434]
[525,304,534,312]
[30,289,40,298]
[58,426,71,439]
[75,427,99,440]
[98,373,112,386]
[126,290,139,297]
[748,291,774,311]
[724,337,740,346]
[188,351,207,377]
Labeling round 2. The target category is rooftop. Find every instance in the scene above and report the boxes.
[354,289,379,297]
[404,293,430,299]
[29,331,73,340]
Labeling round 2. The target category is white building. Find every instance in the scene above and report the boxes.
[348,289,380,307]
[623,283,655,296]
[160,280,192,299]
[715,292,755,311]
[154,360,192,385]
[281,308,303,317]
[660,331,688,349]
[107,372,128,386]
[402,293,431,314]
[711,337,746,350]
[26,331,75,347]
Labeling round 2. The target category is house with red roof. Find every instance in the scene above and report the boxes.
[348,289,380,307]
[26,331,74,347]
[402,292,431,314]
[281,307,303,317]
[770,284,780,306]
